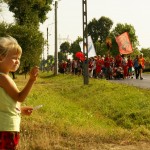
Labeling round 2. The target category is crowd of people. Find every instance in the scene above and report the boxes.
[58,53,145,80]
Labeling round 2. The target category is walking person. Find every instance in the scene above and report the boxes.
[133,55,140,79]
[138,53,145,80]
[0,36,39,150]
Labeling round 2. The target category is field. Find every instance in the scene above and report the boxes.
[16,72,150,150]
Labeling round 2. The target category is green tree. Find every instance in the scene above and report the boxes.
[58,52,67,62]
[141,48,150,62]
[0,0,51,69]
[97,16,113,43]
[0,22,44,68]
[87,16,113,56]
[87,18,98,43]
[47,55,54,64]
[140,48,150,70]
[141,48,150,57]
[87,16,113,44]
[94,40,101,55]
[60,41,70,53]
[4,0,52,26]
[43,54,54,70]
[69,36,82,59]
[0,22,8,35]
[11,25,44,68]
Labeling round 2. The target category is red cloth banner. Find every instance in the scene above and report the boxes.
[116,32,133,54]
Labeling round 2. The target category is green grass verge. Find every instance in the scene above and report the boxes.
[16,72,150,149]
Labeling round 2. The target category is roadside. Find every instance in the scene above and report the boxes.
[106,73,150,149]
[109,73,150,89]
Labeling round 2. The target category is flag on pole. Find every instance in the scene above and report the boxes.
[116,32,133,54]
[79,36,96,58]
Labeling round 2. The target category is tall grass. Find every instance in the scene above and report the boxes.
[16,72,150,150]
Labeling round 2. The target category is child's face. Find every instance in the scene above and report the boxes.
[1,50,21,72]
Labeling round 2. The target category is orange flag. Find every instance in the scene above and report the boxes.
[116,32,133,54]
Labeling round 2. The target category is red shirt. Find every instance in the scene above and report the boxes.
[127,59,133,67]
[104,57,111,68]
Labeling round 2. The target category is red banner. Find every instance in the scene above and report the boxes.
[116,32,133,54]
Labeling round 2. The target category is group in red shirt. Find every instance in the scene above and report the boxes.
[58,53,145,80]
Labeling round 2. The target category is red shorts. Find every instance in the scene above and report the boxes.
[0,131,20,150]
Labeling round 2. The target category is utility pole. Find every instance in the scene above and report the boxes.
[82,0,89,85]
[54,0,58,75]
[47,27,49,59]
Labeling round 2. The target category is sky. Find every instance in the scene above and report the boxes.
[1,0,150,57]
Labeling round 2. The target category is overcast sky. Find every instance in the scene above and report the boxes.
[1,0,150,56]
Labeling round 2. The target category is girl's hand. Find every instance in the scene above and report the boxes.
[21,106,33,116]
[29,66,39,81]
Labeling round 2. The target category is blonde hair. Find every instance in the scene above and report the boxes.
[0,36,22,57]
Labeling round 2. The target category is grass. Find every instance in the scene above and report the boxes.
[16,72,150,150]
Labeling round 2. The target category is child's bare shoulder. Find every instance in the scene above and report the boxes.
[0,74,14,87]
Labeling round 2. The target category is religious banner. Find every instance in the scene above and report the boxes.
[116,32,133,54]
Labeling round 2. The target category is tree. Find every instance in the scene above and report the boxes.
[87,18,98,43]
[58,52,67,62]
[3,0,52,26]
[87,16,113,56]
[0,22,8,35]
[141,48,150,61]
[87,16,113,43]
[0,22,44,69]
[43,54,54,70]
[94,40,101,54]
[69,36,82,59]
[60,41,70,53]
[0,0,52,69]
[59,41,71,62]
[97,16,113,43]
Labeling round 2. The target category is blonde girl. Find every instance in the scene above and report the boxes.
[0,36,39,149]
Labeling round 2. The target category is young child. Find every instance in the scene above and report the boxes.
[0,36,39,149]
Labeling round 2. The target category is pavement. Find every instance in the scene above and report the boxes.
[109,73,150,89]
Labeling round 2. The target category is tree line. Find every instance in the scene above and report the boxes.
[59,17,150,67]
[0,0,52,72]
[0,1,149,71]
